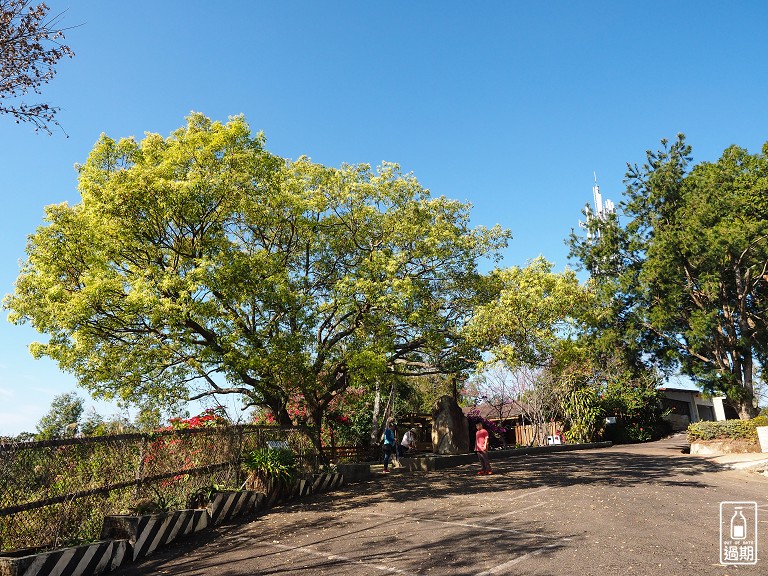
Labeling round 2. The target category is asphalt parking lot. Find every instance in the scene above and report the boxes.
[115,436,768,576]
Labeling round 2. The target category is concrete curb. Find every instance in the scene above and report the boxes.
[719,458,768,471]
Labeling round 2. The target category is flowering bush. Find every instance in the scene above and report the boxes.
[167,407,229,430]
[466,409,507,448]
[251,389,368,448]
[142,408,230,491]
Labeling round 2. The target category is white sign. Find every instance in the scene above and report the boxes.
[756,426,768,453]
[720,501,758,565]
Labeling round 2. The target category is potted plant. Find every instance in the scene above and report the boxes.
[243,447,307,505]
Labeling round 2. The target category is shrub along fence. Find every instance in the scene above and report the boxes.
[0,425,315,553]
[687,416,768,443]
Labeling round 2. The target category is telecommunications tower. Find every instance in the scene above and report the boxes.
[580,173,615,239]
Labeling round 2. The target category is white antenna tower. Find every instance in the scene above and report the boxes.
[579,173,615,239]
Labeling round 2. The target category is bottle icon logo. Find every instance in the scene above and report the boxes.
[731,507,747,540]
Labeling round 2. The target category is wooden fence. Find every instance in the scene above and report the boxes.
[514,421,562,446]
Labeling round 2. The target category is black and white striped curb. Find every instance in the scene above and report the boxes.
[208,490,266,525]
[311,473,344,494]
[0,539,127,576]
[3,473,352,576]
[101,509,208,561]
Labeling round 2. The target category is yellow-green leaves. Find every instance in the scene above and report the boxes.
[466,257,593,369]
[5,113,509,428]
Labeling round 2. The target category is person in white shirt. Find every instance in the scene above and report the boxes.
[399,427,418,456]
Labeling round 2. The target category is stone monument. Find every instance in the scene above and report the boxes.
[431,395,470,454]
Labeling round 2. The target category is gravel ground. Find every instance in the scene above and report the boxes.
[114,435,768,576]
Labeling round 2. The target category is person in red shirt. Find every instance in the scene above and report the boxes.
[475,421,492,475]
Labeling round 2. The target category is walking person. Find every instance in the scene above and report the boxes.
[382,421,396,473]
[475,421,492,475]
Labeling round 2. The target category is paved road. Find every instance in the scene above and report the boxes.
[116,436,768,576]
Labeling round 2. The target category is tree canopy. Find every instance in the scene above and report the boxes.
[570,135,768,418]
[464,257,593,369]
[0,0,74,133]
[5,113,508,454]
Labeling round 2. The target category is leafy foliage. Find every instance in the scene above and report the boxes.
[600,367,668,443]
[243,447,297,488]
[687,416,768,442]
[5,113,508,458]
[0,0,74,133]
[570,135,768,419]
[465,257,593,368]
[560,385,603,444]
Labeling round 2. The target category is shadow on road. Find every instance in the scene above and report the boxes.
[114,441,719,575]
[303,446,722,514]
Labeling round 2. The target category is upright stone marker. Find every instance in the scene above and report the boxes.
[757,426,768,453]
[431,395,470,454]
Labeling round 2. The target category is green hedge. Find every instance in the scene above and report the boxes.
[687,416,768,442]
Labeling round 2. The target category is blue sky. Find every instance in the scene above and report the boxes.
[1,1,767,435]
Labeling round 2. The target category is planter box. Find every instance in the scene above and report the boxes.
[265,478,310,507]
[311,473,344,494]
[690,439,760,456]
[0,539,127,576]
[207,490,267,525]
[100,509,208,561]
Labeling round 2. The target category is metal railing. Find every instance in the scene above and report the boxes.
[0,425,314,553]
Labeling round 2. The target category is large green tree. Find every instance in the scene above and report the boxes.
[5,114,508,455]
[464,257,594,369]
[570,136,768,418]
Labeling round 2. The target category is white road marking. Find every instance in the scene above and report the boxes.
[487,501,548,520]
[475,543,561,575]
[493,486,551,502]
[266,542,419,576]
[358,510,570,541]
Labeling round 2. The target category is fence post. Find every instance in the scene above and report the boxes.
[235,425,246,488]
[133,436,149,502]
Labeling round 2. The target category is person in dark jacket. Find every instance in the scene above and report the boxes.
[382,422,396,473]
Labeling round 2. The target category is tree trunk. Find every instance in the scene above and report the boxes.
[381,380,397,435]
[307,407,329,466]
[737,354,758,419]
[370,379,382,446]
[370,379,397,451]
[733,261,759,420]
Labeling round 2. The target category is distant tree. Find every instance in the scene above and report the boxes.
[79,407,133,436]
[0,0,74,133]
[570,136,768,419]
[35,391,83,439]
[0,431,35,442]
[77,407,103,436]
[470,362,520,421]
